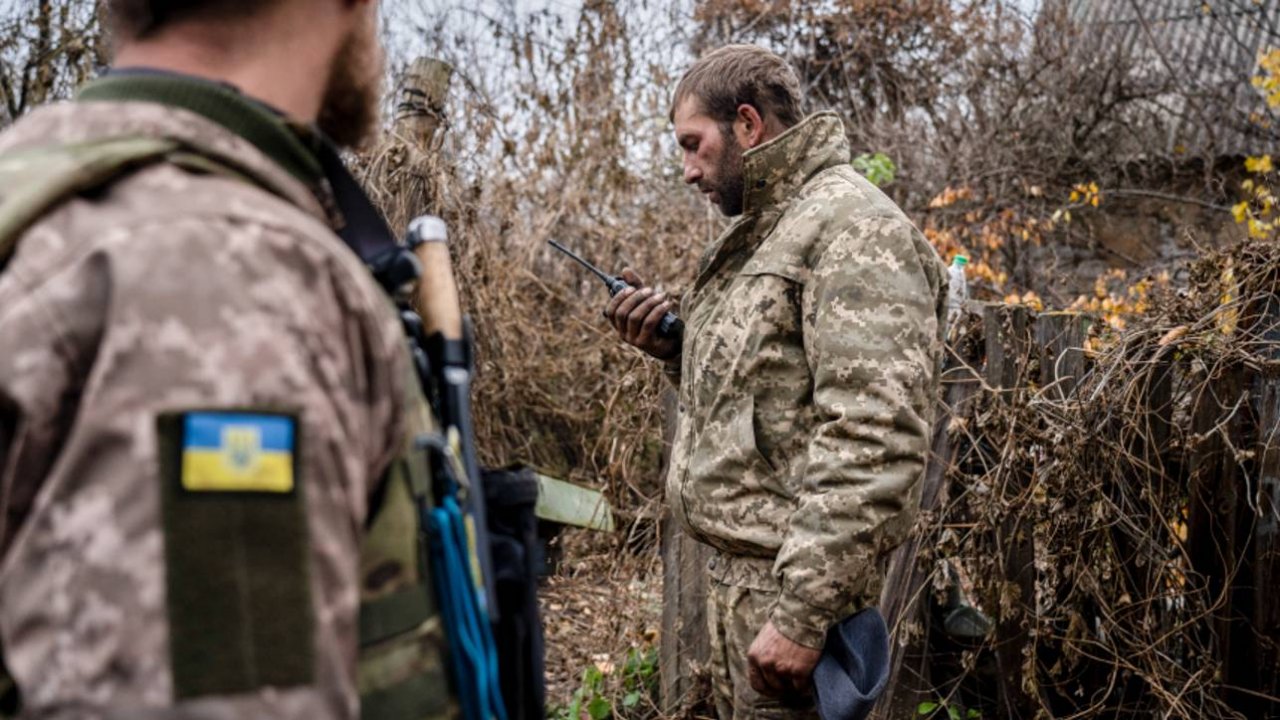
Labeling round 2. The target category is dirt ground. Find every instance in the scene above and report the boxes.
[539,526,666,715]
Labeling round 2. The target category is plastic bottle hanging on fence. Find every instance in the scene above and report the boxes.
[946,255,969,333]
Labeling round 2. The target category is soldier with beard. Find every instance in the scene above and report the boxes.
[0,1,454,719]
[607,45,947,718]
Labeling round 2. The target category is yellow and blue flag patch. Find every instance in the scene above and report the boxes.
[181,412,295,493]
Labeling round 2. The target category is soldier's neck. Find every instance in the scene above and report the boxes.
[112,22,338,128]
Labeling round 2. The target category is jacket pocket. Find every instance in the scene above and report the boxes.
[734,394,777,477]
[739,240,807,285]
[687,394,789,513]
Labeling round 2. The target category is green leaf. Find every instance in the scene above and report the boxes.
[852,152,898,187]
[622,691,641,708]
[587,696,611,720]
[917,701,940,715]
[948,706,962,720]
[967,710,981,719]
[567,688,586,719]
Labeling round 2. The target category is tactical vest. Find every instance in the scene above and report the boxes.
[0,135,454,719]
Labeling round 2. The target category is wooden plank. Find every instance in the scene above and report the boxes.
[1035,312,1088,399]
[985,303,1031,396]
[1187,363,1247,710]
[985,304,1038,720]
[1105,346,1179,712]
[1249,292,1280,717]
[1252,364,1280,717]
[1033,313,1095,714]
[660,518,713,714]
[1034,310,1126,712]
[533,474,614,531]
[873,325,984,719]
[659,389,713,714]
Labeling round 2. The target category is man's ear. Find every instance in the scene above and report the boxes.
[734,104,767,149]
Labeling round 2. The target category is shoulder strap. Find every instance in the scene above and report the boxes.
[0,135,180,267]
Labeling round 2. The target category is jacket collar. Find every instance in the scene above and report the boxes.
[73,72,328,221]
[689,112,852,296]
[79,70,325,187]
[740,111,851,215]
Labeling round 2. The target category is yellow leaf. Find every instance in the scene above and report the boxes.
[1246,155,1274,173]
[1249,217,1269,238]
[1233,201,1250,223]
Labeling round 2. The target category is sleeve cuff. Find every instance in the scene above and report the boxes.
[768,591,836,651]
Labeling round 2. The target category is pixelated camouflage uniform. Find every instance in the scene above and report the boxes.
[0,77,443,720]
[663,112,947,717]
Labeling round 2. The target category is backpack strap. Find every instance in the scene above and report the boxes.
[0,136,181,266]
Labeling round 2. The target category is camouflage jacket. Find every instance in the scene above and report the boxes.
[666,112,947,649]
[0,99,407,717]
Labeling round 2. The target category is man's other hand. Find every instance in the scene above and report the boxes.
[604,268,681,361]
[747,620,822,698]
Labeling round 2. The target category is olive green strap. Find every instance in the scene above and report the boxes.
[361,671,451,720]
[360,584,432,647]
[0,136,179,265]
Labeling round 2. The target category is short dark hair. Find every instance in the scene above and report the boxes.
[107,0,280,41]
[670,44,804,128]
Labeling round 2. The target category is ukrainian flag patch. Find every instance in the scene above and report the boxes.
[181,412,295,493]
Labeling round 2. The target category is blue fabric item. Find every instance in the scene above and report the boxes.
[427,495,508,720]
[812,609,891,720]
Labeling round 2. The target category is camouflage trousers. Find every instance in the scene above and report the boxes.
[706,552,819,720]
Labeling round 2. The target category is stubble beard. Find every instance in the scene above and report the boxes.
[714,131,746,217]
[317,9,384,149]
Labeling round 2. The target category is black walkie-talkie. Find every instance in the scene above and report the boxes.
[548,240,684,339]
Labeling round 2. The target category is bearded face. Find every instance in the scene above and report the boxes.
[710,125,746,217]
[317,5,383,149]
[673,97,751,218]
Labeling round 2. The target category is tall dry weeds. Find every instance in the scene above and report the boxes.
[363,2,712,517]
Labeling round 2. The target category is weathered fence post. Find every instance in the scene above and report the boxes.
[1033,312,1090,713]
[1247,291,1280,717]
[393,57,453,151]
[359,56,454,233]
[1187,353,1248,710]
[874,312,984,719]
[984,303,1038,720]
[660,391,712,714]
[1035,312,1087,399]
